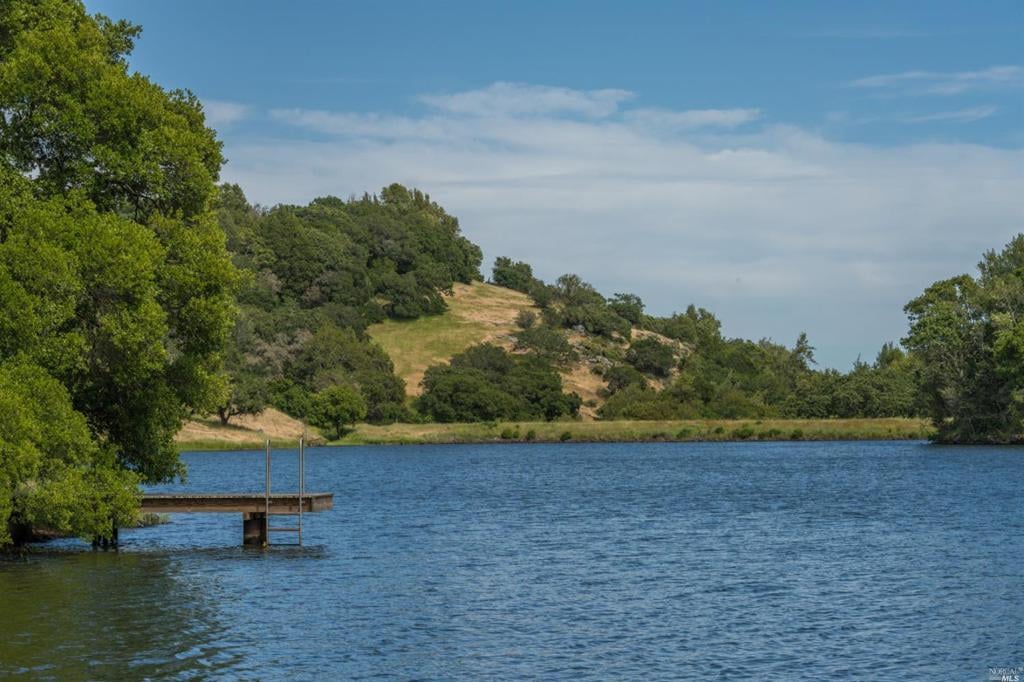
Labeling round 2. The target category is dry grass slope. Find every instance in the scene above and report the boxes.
[367,282,537,396]
[176,408,320,451]
[368,281,688,419]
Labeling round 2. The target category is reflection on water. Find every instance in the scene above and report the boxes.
[0,551,238,678]
[2,442,1022,679]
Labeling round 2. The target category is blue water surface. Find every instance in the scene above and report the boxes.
[2,441,1021,679]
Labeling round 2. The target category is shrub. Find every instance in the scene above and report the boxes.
[515,309,537,329]
[417,344,581,422]
[607,293,645,325]
[493,257,536,293]
[790,429,804,440]
[561,303,631,339]
[731,426,755,440]
[514,325,576,363]
[525,429,537,441]
[559,431,573,442]
[603,365,648,395]
[626,338,676,377]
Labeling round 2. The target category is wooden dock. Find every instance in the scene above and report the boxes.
[141,492,333,546]
[141,493,333,514]
[131,439,330,547]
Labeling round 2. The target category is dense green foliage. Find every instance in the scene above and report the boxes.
[491,261,633,339]
[309,385,367,439]
[217,184,483,425]
[489,258,924,423]
[544,274,632,339]
[216,371,269,426]
[904,236,1024,443]
[608,293,645,325]
[600,325,920,421]
[0,1,240,542]
[603,365,649,395]
[785,345,922,419]
[514,325,577,364]
[625,337,676,377]
[491,257,536,293]
[417,345,581,422]
[0,361,140,545]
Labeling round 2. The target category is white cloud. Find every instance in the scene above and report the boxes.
[902,106,998,123]
[625,108,761,129]
[851,65,1023,95]
[203,99,250,126]
[419,82,634,118]
[222,83,1024,367]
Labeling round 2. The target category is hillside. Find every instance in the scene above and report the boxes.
[208,186,927,432]
[367,282,537,397]
[367,281,682,419]
[176,408,321,450]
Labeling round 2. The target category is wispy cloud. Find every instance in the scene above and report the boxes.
[625,108,761,129]
[227,83,1024,367]
[419,82,634,118]
[851,65,1023,95]
[901,106,998,123]
[203,99,250,126]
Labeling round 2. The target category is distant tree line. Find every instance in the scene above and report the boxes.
[491,260,926,423]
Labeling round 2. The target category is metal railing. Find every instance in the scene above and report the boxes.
[263,437,305,546]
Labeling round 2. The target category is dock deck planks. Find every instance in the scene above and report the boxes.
[141,492,333,514]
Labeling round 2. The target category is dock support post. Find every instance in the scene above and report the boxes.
[243,512,267,547]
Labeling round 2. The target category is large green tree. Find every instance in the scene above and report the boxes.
[0,0,237,543]
[904,235,1024,443]
[309,385,367,440]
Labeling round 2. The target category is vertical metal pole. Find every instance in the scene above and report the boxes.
[265,439,271,547]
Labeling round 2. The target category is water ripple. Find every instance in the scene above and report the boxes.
[1,441,1021,679]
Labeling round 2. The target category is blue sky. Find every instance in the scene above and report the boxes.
[86,0,1023,367]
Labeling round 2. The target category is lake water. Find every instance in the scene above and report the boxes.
[2,441,1021,679]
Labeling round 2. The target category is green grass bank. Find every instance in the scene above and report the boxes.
[176,417,933,450]
[332,418,934,446]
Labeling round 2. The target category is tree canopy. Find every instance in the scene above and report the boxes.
[0,0,237,542]
[216,183,484,426]
[309,385,367,440]
[417,344,581,422]
[904,235,1024,443]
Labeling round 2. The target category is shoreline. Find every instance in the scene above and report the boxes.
[175,418,934,451]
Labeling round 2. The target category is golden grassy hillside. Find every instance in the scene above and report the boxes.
[367,281,685,419]
[176,408,321,451]
[367,281,537,396]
